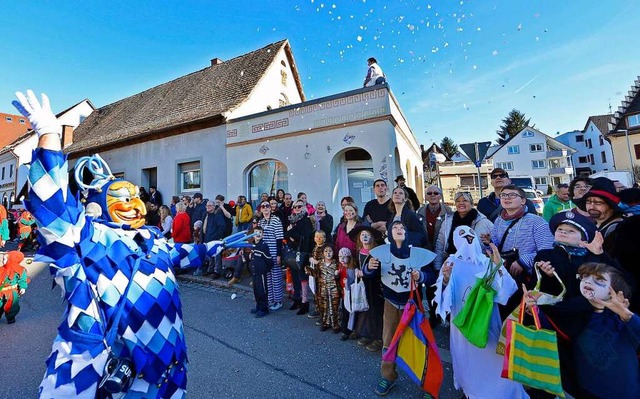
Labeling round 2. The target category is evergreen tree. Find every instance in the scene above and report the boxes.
[440,136,458,159]
[496,109,533,145]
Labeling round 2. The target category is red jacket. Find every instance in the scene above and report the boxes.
[172,212,192,243]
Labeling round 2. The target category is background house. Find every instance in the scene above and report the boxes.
[64,40,425,217]
[488,127,576,193]
[608,75,640,184]
[556,114,615,176]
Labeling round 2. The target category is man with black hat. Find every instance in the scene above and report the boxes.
[576,177,623,254]
[477,168,537,222]
[394,175,420,210]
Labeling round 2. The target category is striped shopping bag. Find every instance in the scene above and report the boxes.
[501,300,564,397]
[382,280,443,398]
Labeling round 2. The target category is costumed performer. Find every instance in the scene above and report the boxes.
[0,250,30,324]
[13,90,253,399]
[434,225,528,399]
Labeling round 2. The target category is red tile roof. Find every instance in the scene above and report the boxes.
[0,113,31,149]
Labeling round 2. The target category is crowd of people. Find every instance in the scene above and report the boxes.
[141,166,639,398]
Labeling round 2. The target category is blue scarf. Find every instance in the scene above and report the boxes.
[554,242,587,257]
[619,202,640,216]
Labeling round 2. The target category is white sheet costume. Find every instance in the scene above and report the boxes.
[434,226,528,399]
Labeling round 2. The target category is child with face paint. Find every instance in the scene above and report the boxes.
[248,227,273,318]
[348,225,384,351]
[317,245,341,332]
[337,247,357,340]
[527,263,639,398]
[365,221,437,396]
[530,210,622,397]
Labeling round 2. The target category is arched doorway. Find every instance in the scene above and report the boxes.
[247,159,288,210]
[330,148,374,216]
[414,165,424,204]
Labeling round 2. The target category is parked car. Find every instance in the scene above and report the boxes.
[523,188,544,215]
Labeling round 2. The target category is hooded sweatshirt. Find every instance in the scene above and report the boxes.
[543,194,575,222]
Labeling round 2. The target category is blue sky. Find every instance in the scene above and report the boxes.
[1,1,639,147]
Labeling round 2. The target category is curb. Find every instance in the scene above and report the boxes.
[176,274,253,293]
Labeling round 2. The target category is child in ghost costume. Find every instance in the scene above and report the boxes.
[434,225,529,399]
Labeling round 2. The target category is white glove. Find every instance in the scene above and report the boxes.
[12,90,62,138]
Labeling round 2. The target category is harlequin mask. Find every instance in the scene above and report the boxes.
[75,155,147,228]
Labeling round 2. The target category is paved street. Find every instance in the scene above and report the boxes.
[1,260,460,399]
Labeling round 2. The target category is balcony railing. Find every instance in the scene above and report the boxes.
[549,167,573,175]
[546,149,568,158]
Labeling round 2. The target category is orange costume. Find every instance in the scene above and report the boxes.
[0,251,30,324]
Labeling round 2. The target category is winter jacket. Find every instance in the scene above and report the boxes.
[202,209,226,243]
[250,240,273,275]
[542,194,574,222]
[416,203,453,251]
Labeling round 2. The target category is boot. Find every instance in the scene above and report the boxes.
[296,302,309,315]
[289,300,301,310]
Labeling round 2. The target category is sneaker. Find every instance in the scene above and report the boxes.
[315,320,322,326]
[366,340,383,352]
[307,310,320,319]
[269,302,283,311]
[357,337,373,346]
[228,277,241,287]
[374,378,396,396]
[319,325,330,332]
[340,333,350,341]
[332,327,342,334]
[250,308,259,314]
[254,310,268,318]
[349,331,359,340]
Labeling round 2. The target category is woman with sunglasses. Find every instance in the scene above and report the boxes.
[285,200,315,314]
[258,200,285,311]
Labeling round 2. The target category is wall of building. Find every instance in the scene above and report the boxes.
[227,46,304,119]
[610,133,640,171]
[84,125,227,202]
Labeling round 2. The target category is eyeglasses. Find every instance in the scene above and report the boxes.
[426,192,441,195]
[492,173,508,179]
[575,185,592,190]
[499,193,522,199]
[293,205,304,209]
[260,204,270,208]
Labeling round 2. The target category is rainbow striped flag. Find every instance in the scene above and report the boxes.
[382,298,443,398]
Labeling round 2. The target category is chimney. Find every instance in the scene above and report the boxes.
[62,125,74,148]
[211,58,223,66]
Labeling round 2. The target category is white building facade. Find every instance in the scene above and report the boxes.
[488,127,575,194]
[556,114,615,176]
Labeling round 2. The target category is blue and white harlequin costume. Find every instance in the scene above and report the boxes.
[13,90,252,399]
[28,148,190,398]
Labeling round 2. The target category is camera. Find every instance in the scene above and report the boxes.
[500,248,520,267]
[98,354,136,395]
